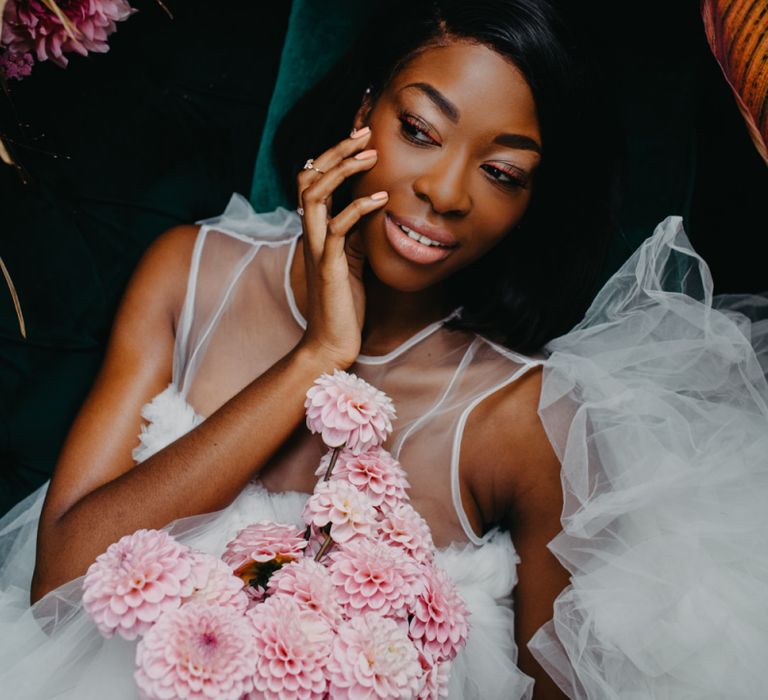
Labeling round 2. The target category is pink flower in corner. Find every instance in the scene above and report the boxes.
[82,528,197,640]
[135,602,257,700]
[305,370,396,453]
[248,595,334,700]
[329,538,423,619]
[316,445,409,511]
[327,613,424,699]
[409,564,470,663]
[378,502,436,563]
[302,480,378,545]
[0,0,134,77]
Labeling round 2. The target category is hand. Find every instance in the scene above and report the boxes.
[295,128,388,368]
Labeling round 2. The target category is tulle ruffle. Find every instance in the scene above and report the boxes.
[530,215,768,699]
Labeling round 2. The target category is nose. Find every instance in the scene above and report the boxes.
[412,151,472,217]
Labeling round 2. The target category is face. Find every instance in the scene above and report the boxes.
[350,39,542,293]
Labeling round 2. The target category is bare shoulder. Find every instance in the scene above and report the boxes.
[128,224,201,320]
[463,364,561,531]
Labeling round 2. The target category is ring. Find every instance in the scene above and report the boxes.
[303,158,325,175]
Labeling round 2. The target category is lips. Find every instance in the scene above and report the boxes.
[384,213,458,265]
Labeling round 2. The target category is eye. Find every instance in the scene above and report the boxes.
[398,112,439,146]
[481,164,527,190]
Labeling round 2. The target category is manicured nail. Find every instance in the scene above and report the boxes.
[370,191,388,200]
[350,126,370,139]
[354,149,377,160]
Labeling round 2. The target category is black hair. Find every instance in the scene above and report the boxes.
[274,0,620,354]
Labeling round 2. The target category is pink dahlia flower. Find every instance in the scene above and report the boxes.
[222,521,308,568]
[1,0,134,72]
[316,445,409,511]
[329,538,422,619]
[188,553,248,612]
[305,370,396,453]
[267,558,345,627]
[409,565,470,663]
[222,521,307,601]
[327,613,424,699]
[302,480,378,545]
[378,502,436,563]
[82,528,196,640]
[247,595,333,700]
[418,657,452,700]
[135,602,257,700]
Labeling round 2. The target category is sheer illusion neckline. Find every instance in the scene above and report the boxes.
[283,236,460,365]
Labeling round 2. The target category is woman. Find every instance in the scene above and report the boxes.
[2,1,766,698]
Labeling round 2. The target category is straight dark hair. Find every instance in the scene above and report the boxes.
[274,0,620,354]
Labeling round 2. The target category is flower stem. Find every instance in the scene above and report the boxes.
[323,446,341,481]
[314,526,333,562]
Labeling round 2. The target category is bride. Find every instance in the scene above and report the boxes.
[2,1,767,698]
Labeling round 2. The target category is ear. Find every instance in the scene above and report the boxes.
[352,88,374,132]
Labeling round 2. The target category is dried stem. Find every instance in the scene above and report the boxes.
[323,446,341,481]
[0,256,26,338]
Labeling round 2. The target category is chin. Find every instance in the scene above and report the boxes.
[361,234,447,294]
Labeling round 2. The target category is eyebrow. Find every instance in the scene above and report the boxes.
[402,81,542,155]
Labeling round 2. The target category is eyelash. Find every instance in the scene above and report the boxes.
[397,111,527,190]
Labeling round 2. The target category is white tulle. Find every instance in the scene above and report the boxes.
[0,209,766,699]
[529,216,768,699]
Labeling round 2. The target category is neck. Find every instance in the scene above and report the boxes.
[360,265,451,357]
[289,239,452,358]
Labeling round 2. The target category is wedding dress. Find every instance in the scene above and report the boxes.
[0,194,766,699]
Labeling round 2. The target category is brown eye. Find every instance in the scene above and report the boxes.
[399,113,438,146]
[481,164,527,189]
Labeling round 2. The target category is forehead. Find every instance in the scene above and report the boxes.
[388,40,540,140]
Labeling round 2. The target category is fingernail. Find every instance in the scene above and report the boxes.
[370,191,388,200]
[350,126,370,139]
[354,149,377,160]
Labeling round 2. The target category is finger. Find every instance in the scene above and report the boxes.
[296,127,372,200]
[302,150,379,262]
[322,191,388,261]
[302,149,378,212]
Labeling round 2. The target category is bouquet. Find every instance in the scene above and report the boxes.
[83,370,470,700]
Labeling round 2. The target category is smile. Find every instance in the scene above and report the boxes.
[384,213,458,265]
[397,223,450,248]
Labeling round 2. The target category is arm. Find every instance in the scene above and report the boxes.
[33,128,387,602]
[32,225,336,601]
[466,366,570,700]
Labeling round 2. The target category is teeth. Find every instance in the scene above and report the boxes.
[397,223,447,248]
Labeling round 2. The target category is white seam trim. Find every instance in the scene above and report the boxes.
[181,242,261,397]
[357,309,461,365]
[451,361,542,546]
[392,339,479,459]
[175,226,207,392]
